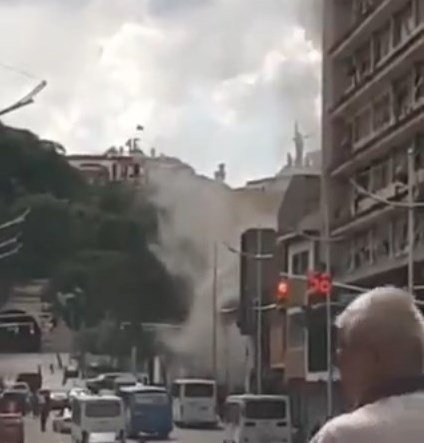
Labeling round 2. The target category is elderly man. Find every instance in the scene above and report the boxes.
[311,286,424,443]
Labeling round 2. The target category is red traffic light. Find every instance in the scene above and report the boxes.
[276,279,289,302]
[307,271,332,296]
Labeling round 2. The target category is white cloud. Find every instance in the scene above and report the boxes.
[0,0,322,185]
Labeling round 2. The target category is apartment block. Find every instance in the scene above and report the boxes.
[322,0,424,287]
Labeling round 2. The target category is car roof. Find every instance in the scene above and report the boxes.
[173,378,216,384]
[226,394,289,402]
[119,385,166,393]
[74,394,121,402]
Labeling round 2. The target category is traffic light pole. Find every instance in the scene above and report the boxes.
[322,164,333,418]
[255,229,263,395]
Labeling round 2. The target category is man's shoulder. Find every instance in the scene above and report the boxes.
[310,408,373,443]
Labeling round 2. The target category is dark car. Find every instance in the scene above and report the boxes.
[64,365,79,379]
[0,390,29,415]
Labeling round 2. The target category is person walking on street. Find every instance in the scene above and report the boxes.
[310,286,424,443]
[39,391,51,432]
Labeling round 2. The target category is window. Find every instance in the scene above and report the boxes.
[133,392,168,405]
[371,160,389,192]
[414,62,424,102]
[245,399,287,420]
[392,147,408,183]
[372,93,391,132]
[287,311,305,349]
[374,23,391,65]
[392,216,408,255]
[356,168,371,190]
[393,1,414,46]
[85,401,121,418]
[291,250,309,275]
[393,74,413,121]
[415,134,424,169]
[353,108,372,143]
[184,383,214,398]
[371,223,391,261]
[353,231,371,268]
[354,42,372,82]
[171,383,180,398]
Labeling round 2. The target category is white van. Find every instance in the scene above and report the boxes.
[71,394,125,443]
[223,394,292,443]
[171,378,217,427]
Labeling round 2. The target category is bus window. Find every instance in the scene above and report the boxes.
[171,383,180,398]
[134,392,168,405]
[184,383,214,398]
[85,401,121,418]
[245,400,287,420]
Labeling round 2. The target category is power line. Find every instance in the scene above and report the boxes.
[0,61,39,81]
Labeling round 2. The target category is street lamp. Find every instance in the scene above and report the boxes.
[0,80,47,118]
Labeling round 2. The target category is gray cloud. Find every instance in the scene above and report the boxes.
[0,0,322,185]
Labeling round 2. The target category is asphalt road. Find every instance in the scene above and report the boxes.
[2,352,225,443]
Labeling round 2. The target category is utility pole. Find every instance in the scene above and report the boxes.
[407,146,415,294]
[322,163,333,418]
[212,242,218,381]
[255,229,263,395]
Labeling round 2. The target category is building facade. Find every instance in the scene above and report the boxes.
[322,0,424,288]
[67,152,146,185]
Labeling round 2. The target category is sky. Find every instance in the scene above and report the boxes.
[0,0,322,185]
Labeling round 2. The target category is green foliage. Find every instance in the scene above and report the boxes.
[0,123,191,337]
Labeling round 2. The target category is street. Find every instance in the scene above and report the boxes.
[0,353,225,443]
[25,416,224,443]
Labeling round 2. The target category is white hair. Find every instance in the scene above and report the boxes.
[336,286,424,364]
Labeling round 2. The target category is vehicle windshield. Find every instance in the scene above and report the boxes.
[244,399,287,420]
[184,383,214,398]
[11,383,27,390]
[85,401,121,418]
[133,392,168,405]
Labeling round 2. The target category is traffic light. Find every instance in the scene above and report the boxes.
[307,271,332,305]
[275,279,289,307]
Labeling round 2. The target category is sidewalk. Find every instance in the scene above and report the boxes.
[24,416,70,443]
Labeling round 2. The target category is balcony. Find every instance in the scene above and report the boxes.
[330,0,402,58]
[331,25,424,118]
[330,102,424,177]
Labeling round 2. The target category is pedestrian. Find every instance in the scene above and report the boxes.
[310,286,424,443]
[39,391,51,432]
[49,363,54,374]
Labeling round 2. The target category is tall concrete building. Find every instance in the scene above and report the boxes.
[322,0,424,288]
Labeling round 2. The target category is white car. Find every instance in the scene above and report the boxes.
[69,387,89,400]
[10,382,30,397]
[52,407,72,433]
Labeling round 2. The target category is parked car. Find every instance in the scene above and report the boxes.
[52,408,72,433]
[64,365,79,379]
[16,372,42,393]
[69,387,89,400]
[9,383,30,399]
[50,390,69,410]
[0,389,30,415]
[0,413,24,443]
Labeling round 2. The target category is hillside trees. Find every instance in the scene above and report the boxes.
[0,122,191,332]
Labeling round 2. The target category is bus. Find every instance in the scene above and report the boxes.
[71,394,125,443]
[223,394,292,443]
[118,385,172,439]
[171,378,217,428]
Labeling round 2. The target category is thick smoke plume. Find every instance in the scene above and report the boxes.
[146,159,288,385]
